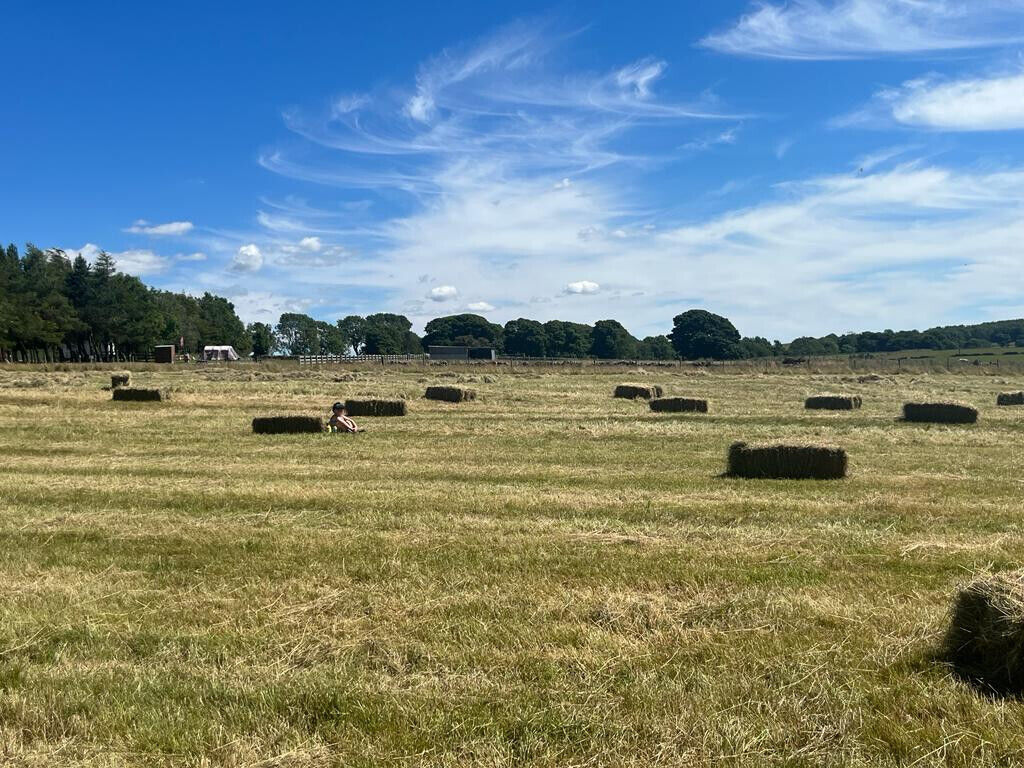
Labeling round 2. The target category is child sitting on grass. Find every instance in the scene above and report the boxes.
[329,402,360,433]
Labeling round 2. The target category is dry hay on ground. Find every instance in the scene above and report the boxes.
[727,441,847,480]
[424,386,477,403]
[997,391,1024,406]
[112,388,165,402]
[944,570,1024,694]
[805,394,862,410]
[345,399,408,417]
[649,397,708,413]
[252,415,325,434]
[110,373,131,388]
[614,384,664,400]
[902,402,979,424]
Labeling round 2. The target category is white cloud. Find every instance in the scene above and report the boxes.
[428,285,459,301]
[843,72,1024,130]
[250,20,1024,339]
[682,126,740,151]
[467,301,495,312]
[61,243,168,275]
[298,236,322,252]
[565,280,600,295]
[702,1,1024,60]
[62,243,103,262]
[231,244,263,272]
[176,252,207,262]
[225,291,314,325]
[125,219,194,236]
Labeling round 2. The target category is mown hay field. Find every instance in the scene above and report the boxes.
[2,363,1024,766]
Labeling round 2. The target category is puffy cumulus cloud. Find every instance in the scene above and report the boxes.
[840,72,1024,131]
[125,219,194,236]
[702,0,1024,60]
[60,243,168,275]
[298,236,322,252]
[223,291,315,325]
[107,249,168,275]
[231,244,263,272]
[428,285,458,301]
[564,280,600,295]
[467,301,495,312]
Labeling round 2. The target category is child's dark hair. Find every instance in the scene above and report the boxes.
[332,401,345,412]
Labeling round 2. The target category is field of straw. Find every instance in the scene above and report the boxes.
[2,362,1024,766]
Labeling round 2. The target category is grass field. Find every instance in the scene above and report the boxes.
[2,363,1024,766]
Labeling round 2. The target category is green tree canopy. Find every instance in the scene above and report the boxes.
[503,318,548,357]
[591,319,638,359]
[423,314,503,350]
[669,310,741,360]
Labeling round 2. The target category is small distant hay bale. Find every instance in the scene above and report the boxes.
[424,386,477,403]
[252,415,324,434]
[902,402,978,424]
[345,399,408,417]
[110,373,131,388]
[944,570,1024,694]
[614,384,664,400]
[997,391,1024,406]
[727,441,847,480]
[805,394,862,410]
[650,397,708,413]
[112,388,165,402]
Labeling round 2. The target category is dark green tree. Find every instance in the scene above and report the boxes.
[543,320,592,358]
[336,315,366,355]
[638,335,676,360]
[248,322,275,358]
[423,314,503,350]
[590,319,638,359]
[503,318,548,357]
[669,310,741,360]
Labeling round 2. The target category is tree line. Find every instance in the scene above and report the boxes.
[0,243,249,362]
[5,241,1024,362]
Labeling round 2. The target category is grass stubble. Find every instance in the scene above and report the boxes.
[0,364,1023,765]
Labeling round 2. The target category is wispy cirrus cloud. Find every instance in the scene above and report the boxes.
[838,71,1024,130]
[125,219,194,236]
[702,1,1024,60]
[239,18,1024,339]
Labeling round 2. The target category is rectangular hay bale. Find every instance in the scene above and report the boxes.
[997,391,1024,406]
[650,397,708,413]
[902,402,978,424]
[614,384,664,400]
[727,441,847,480]
[424,386,477,403]
[252,415,325,434]
[805,395,862,410]
[112,387,165,402]
[345,399,408,417]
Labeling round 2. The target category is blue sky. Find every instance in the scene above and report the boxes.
[4,1,1024,341]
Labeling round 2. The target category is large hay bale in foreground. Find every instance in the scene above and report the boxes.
[424,386,477,403]
[650,397,708,413]
[112,388,165,402]
[110,373,131,388]
[614,384,664,400]
[727,441,847,480]
[345,399,408,417]
[997,391,1024,406]
[252,416,324,434]
[805,394,862,410]
[902,402,978,424]
[944,570,1024,694]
